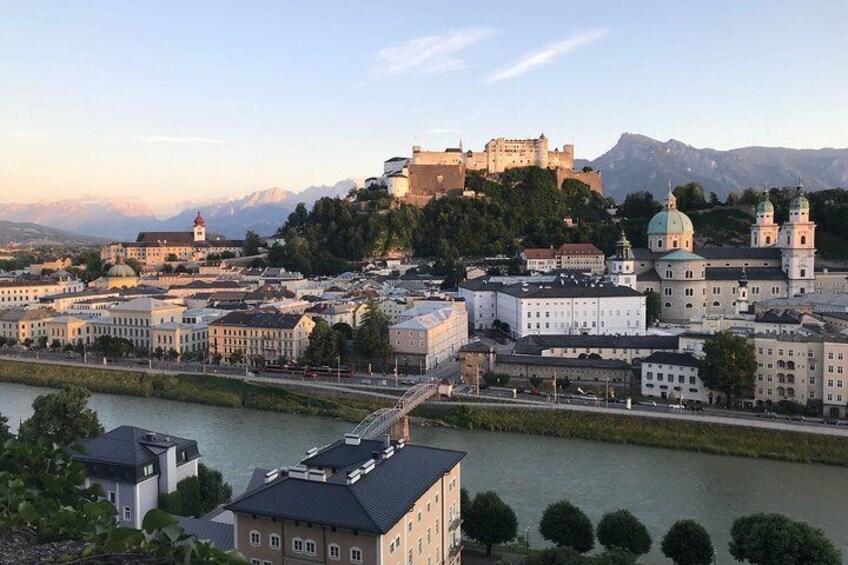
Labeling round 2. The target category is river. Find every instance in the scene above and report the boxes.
[1,382,846,563]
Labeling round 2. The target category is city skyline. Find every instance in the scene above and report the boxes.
[2,1,847,212]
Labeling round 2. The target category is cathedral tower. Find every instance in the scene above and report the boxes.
[750,191,779,248]
[609,230,637,290]
[780,184,816,295]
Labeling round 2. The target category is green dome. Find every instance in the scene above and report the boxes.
[647,209,694,235]
[756,193,774,213]
[790,193,809,210]
[107,262,136,278]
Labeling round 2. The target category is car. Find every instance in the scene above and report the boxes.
[479,384,489,390]
[756,411,778,419]
[516,387,525,394]
[584,393,598,400]
[137,360,148,366]
[789,415,806,422]
[668,404,684,412]
[685,403,705,412]
[637,400,657,407]
[530,389,541,396]
[820,418,839,425]
[400,378,417,385]
[64,352,78,359]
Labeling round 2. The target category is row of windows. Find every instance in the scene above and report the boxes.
[247,532,361,563]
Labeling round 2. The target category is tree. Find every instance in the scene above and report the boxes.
[18,385,104,446]
[596,509,651,556]
[729,513,841,565]
[159,463,233,518]
[36,336,48,349]
[243,230,262,256]
[700,331,757,405]
[355,299,391,362]
[539,500,595,554]
[125,257,143,275]
[661,519,714,565]
[645,290,661,326]
[483,372,510,386]
[305,319,341,367]
[228,349,245,366]
[0,410,11,444]
[673,182,707,212]
[463,491,517,556]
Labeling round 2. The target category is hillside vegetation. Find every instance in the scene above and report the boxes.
[266,170,848,275]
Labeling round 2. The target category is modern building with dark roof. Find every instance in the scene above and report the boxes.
[225,435,465,565]
[71,426,200,529]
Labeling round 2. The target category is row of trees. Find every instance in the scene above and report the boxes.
[461,489,840,564]
[302,299,393,368]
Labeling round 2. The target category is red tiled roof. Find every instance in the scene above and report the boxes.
[557,243,603,256]
[523,249,557,260]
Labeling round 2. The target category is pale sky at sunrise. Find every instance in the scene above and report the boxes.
[1,1,847,214]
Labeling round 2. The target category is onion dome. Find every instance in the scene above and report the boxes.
[194,211,206,227]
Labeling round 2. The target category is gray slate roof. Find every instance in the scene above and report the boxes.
[643,351,701,368]
[226,443,464,534]
[175,516,234,551]
[513,334,679,355]
[705,267,787,281]
[209,310,305,329]
[496,353,631,370]
[72,426,197,467]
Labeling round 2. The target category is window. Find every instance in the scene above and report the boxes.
[305,539,316,556]
[329,543,341,560]
[250,531,261,547]
[269,534,281,550]
[143,463,154,476]
[108,491,116,503]
[123,506,131,521]
[250,560,260,565]
[292,537,303,553]
[351,547,363,564]
[418,537,423,554]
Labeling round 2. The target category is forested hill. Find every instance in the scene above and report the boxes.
[267,169,848,276]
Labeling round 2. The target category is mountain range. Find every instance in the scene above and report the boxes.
[0,180,359,240]
[0,220,105,247]
[3,134,848,240]
[576,133,848,201]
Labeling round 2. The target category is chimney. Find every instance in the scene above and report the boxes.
[264,469,279,483]
[344,433,361,446]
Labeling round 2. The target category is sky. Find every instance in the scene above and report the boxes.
[2,1,847,214]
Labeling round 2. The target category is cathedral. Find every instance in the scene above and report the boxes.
[608,185,821,323]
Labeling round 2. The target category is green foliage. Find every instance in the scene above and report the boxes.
[18,385,104,446]
[0,439,116,543]
[729,513,841,565]
[526,546,636,564]
[596,509,651,556]
[92,335,134,358]
[228,349,245,366]
[483,372,511,386]
[355,299,392,361]
[159,463,232,518]
[305,319,341,367]
[700,331,757,405]
[673,182,708,212]
[0,411,10,444]
[539,499,595,553]
[243,230,262,256]
[463,491,517,556]
[661,519,714,565]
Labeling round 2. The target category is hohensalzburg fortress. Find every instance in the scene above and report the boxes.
[369,134,602,206]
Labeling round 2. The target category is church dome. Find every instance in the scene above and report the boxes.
[756,192,774,213]
[648,191,694,235]
[107,260,136,278]
[790,185,809,210]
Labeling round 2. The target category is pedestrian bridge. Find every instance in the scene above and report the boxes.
[350,383,438,440]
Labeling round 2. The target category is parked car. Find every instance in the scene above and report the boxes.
[820,418,839,425]
[530,389,541,396]
[637,400,657,407]
[789,414,806,422]
[756,411,778,419]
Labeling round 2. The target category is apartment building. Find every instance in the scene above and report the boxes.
[641,352,711,403]
[0,308,55,343]
[754,333,848,417]
[512,334,680,364]
[46,315,92,346]
[71,426,200,529]
[208,310,315,365]
[226,434,465,565]
[0,277,84,310]
[390,306,468,371]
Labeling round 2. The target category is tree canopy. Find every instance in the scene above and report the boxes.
[243,230,262,256]
[539,499,595,554]
[661,519,714,565]
[729,513,841,565]
[304,319,342,366]
[159,463,233,518]
[700,331,757,405]
[463,490,517,556]
[595,509,651,556]
[18,385,104,446]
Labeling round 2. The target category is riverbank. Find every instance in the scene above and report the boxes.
[4,359,848,467]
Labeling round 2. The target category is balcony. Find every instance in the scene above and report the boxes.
[449,542,464,558]
[449,517,463,531]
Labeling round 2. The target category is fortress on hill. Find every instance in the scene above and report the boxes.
[367,134,603,206]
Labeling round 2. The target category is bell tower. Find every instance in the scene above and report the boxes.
[750,191,779,248]
[193,211,207,242]
[609,230,637,290]
[779,184,816,295]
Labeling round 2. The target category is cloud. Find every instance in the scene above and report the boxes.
[376,28,497,75]
[487,29,609,82]
[138,135,224,144]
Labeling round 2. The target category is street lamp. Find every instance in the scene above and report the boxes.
[525,526,531,548]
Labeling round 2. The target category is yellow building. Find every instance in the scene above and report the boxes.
[46,315,92,346]
[101,212,244,268]
[226,435,465,565]
[0,308,56,343]
[208,310,315,365]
